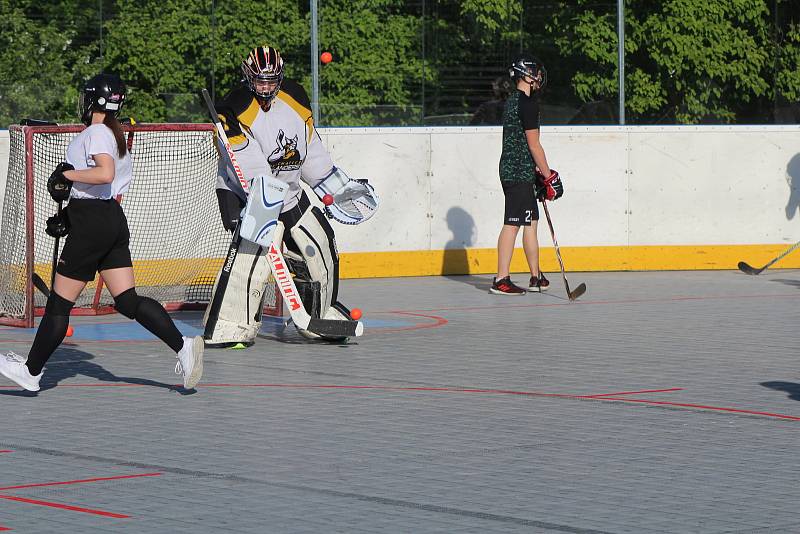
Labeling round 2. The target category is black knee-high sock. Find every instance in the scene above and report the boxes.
[134,297,184,353]
[114,289,184,353]
[26,293,74,376]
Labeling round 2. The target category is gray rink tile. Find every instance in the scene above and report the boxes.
[1,271,800,532]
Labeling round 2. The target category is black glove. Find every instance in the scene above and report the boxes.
[45,211,70,238]
[47,162,74,203]
[535,169,564,201]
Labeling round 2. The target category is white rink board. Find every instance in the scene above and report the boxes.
[628,126,800,245]
[2,125,800,254]
[537,128,630,247]
[319,129,432,253]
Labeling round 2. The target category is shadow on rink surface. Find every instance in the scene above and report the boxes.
[1,270,800,533]
[761,381,800,401]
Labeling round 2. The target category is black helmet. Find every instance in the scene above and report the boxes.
[509,56,547,91]
[241,45,284,103]
[80,73,126,125]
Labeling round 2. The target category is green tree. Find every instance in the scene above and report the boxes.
[550,0,800,124]
[0,0,97,126]
[316,0,426,125]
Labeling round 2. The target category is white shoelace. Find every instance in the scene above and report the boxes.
[174,360,185,376]
[4,351,25,364]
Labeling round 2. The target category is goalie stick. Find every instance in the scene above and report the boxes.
[738,240,800,275]
[200,89,362,339]
[540,200,586,302]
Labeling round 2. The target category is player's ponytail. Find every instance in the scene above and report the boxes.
[103,113,127,158]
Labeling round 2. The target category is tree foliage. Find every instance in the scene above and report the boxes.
[0,0,797,127]
[549,0,799,123]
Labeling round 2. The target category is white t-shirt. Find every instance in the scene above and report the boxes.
[65,123,133,200]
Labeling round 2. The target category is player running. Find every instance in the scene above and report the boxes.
[491,55,563,296]
[203,45,378,346]
[0,73,204,392]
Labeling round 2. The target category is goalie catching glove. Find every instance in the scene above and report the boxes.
[47,162,74,203]
[312,167,379,225]
[535,168,563,201]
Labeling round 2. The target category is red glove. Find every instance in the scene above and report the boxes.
[535,169,563,201]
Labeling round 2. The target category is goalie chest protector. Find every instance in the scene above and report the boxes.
[217,81,334,210]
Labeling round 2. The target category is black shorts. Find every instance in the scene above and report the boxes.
[502,181,539,226]
[57,199,133,282]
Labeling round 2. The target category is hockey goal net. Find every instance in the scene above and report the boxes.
[0,123,281,328]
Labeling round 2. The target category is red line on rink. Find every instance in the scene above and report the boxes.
[596,397,800,421]
[382,291,800,315]
[0,450,12,453]
[377,311,448,332]
[0,472,161,492]
[1,382,796,421]
[0,494,128,518]
[583,388,684,397]
[0,526,11,531]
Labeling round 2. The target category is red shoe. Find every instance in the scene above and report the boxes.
[529,272,550,292]
[489,276,526,295]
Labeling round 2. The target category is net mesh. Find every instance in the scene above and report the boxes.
[0,124,280,327]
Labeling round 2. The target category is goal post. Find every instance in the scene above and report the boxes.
[0,123,282,327]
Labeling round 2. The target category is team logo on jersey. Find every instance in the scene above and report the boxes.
[268,130,302,172]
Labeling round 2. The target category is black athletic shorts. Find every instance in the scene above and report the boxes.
[57,198,133,282]
[501,181,539,226]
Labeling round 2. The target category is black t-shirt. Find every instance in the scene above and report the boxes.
[519,91,540,131]
[499,90,541,183]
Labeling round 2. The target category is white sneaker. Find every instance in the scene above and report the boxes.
[175,336,204,389]
[0,352,42,392]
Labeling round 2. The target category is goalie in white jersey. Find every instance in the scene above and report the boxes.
[203,45,378,346]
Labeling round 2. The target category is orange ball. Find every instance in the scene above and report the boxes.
[66,325,74,337]
[320,51,333,64]
[350,308,362,320]
[322,194,334,206]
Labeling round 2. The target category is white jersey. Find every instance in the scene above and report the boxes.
[215,80,334,211]
[65,123,133,200]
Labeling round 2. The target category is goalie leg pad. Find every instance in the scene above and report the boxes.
[203,235,271,346]
[286,205,339,318]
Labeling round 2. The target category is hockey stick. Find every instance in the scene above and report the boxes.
[200,89,362,338]
[201,89,250,199]
[738,240,800,275]
[540,200,586,301]
[268,241,362,338]
[32,273,50,298]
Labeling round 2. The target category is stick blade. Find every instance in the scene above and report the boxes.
[307,318,363,338]
[568,283,587,301]
[737,261,762,276]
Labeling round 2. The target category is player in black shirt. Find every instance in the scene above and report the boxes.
[492,56,562,295]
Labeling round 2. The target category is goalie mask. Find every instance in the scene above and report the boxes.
[509,56,547,91]
[80,73,126,126]
[242,45,284,104]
